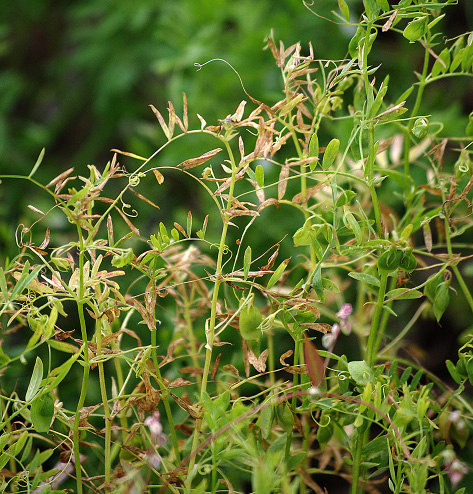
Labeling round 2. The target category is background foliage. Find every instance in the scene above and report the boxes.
[2,1,473,493]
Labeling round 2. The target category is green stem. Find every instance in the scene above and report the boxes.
[365,273,388,368]
[443,207,473,313]
[403,47,429,201]
[96,321,111,488]
[150,328,181,463]
[72,226,90,494]
[189,139,237,473]
[351,429,364,494]
[373,275,396,356]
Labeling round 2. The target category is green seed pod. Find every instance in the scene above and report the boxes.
[403,16,428,43]
[239,302,263,340]
[412,118,429,138]
[378,248,403,274]
[276,402,294,434]
[400,252,417,272]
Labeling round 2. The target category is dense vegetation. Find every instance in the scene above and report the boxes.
[1,1,473,493]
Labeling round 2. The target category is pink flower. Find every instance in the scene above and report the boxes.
[336,303,353,320]
[322,323,340,349]
[144,411,166,446]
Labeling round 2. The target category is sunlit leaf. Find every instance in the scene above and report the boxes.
[243,246,252,281]
[30,393,54,433]
[322,138,340,170]
[403,16,427,43]
[266,258,290,289]
[255,164,264,187]
[26,357,43,402]
[338,0,350,22]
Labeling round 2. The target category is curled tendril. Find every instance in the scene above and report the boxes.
[194,58,255,104]
[128,172,145,188]
[15,224,31,248]
[120,199,138,218]
[315,414,332,428]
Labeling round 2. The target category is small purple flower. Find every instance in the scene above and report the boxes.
[447,459,469,488]
[144,411,167,446]
[322,323,340,349]
[336,303,353,320]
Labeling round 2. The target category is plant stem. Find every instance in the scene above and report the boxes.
[366,273,388,368]
[189,138,236,473]
[96,320,111,488]
[72,226,89,494]
[150,328,181,463]
[403,47,429,204]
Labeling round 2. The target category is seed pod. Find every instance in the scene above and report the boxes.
[378,248,403,274]
[400,252,417,272]
[403,16,428,43]
[412,118,429,138]
[276,402,294,434]
[239,302,263,340]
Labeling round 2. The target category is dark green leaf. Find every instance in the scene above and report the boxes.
[322,138,340,170]
[348,272,380,287]
[31,393,55,433]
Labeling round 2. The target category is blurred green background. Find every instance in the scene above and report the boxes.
[1,0,472,244]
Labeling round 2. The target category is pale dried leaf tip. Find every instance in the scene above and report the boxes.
[28,205,45,215]
[152,169,165,184]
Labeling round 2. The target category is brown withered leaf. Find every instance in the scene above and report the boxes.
[178,366,204,376]
[280,349,293,367]
[149,105,171,140]
[222,208,258,219]
[283,365,307,375]
[28,205,45,216]
[374,101,406,120]
[231,100,247,122]
[257,198,279,212]
[110,149,147,161]
[39,228,51,249]
[152,168,165,184]
[167,377,192,389]
[423,221,433,253]
[173,221,188,238]
[223,364,240,382]
[297,468,326,494]
[303,334,325,388]
[158,337,185,367]
[242,339,250,377]
[278,163,290,200]
[382,8,399,32]
[211,353,221,380]
[175,423,194,436]
[107,214,114,245]
[129,187,160,210]
[197,113,207,130]
[248,349,269,373]
[300,323,332,334]
[292,183,326,204]
[169,392,201,419]
[376,137,394,155]
[167,101,176,137]
[45,167,75,189]
[183,92,188,131]
[178,148,222,170]
[261,246,279,271]
[239,136,245,162]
